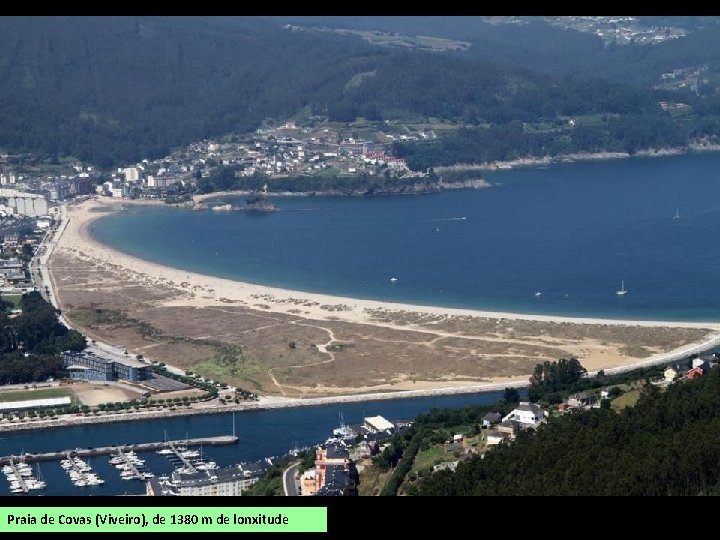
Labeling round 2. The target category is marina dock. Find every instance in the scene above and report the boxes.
[111,449,146,481]
[0,435,238,465]
[6,461,28,493]
[61,453,104,487]
[2,459,46,492]
[167,441,197,473]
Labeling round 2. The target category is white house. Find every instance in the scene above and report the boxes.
[502,402,547,427]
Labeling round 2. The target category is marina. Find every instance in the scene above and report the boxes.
[2,459,45,493]
[60,455,104,487]
[0,391,506,496]
[0,435,238,466]
[110,449,151,481]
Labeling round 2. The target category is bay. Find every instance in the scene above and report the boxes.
[92,152,720,320]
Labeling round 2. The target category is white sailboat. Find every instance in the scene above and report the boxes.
[616,280,627,296]
[673,208,680,220]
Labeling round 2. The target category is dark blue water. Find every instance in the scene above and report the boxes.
[0,391,504,496]
[91,153,720,321]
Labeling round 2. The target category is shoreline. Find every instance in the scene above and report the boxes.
[78,201,715,327]
[143,146,720,204]
[435,142,720,173]
[191,178,491,203]
[0,380,525,434]
[33,195,720,431]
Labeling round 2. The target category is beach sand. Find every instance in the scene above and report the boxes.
[47,197,720,399]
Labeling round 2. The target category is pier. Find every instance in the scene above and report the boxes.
[167,441,197,473]
[6,461,28,493]
[62,454,104,487]
[112,449,145,481]
[0,435,238,465]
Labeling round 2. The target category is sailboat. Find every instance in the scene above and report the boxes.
[673,208,680,220]
[616,280,628,296]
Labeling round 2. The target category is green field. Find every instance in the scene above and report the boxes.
[411,446,445,474]
[1,294,22,309]
[611,389,641,410]
[0,387,75,403]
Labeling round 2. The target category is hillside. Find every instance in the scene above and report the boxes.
[0,16,694,168]
[276,16,720,86]
[413,367,720,496]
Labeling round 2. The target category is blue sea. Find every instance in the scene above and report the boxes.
[91,152,720,321]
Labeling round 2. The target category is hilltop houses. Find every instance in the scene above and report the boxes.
[502,402,547,428]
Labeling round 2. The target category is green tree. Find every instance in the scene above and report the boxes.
[503,387,520,403]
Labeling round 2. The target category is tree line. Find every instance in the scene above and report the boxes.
[0,292,86,385]
[199,168,441,195]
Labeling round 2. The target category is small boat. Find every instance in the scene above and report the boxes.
[436,226,440,232]
[390,277,398,283]
[673,208,680,220]
[616,280,628,296]
[534,291,542,297]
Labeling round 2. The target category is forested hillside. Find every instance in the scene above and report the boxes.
[1,16,710,168]
[276,16,720,85]
[413,368,720,496]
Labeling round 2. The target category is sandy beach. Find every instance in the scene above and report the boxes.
[60,198,717,330]
[44,197,720,402]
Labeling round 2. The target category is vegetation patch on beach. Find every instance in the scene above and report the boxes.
[192,343,265,391]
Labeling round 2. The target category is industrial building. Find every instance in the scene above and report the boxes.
[362,415,395,434]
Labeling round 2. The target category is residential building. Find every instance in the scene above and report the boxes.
[481,412,502,428]
[502,402,547,427]
[433,461,459,472]
[314,465,352,496]
[146,464,262,496]
[486,431,511,445]
[124,167,140,182]
[487,420,521,445]
[339,140,373,155]
[567,392,595,409]
[300,469,317,496]
[309,442,355,496]
[664,366,680,382]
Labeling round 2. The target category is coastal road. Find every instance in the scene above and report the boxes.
[283,462,300,496]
